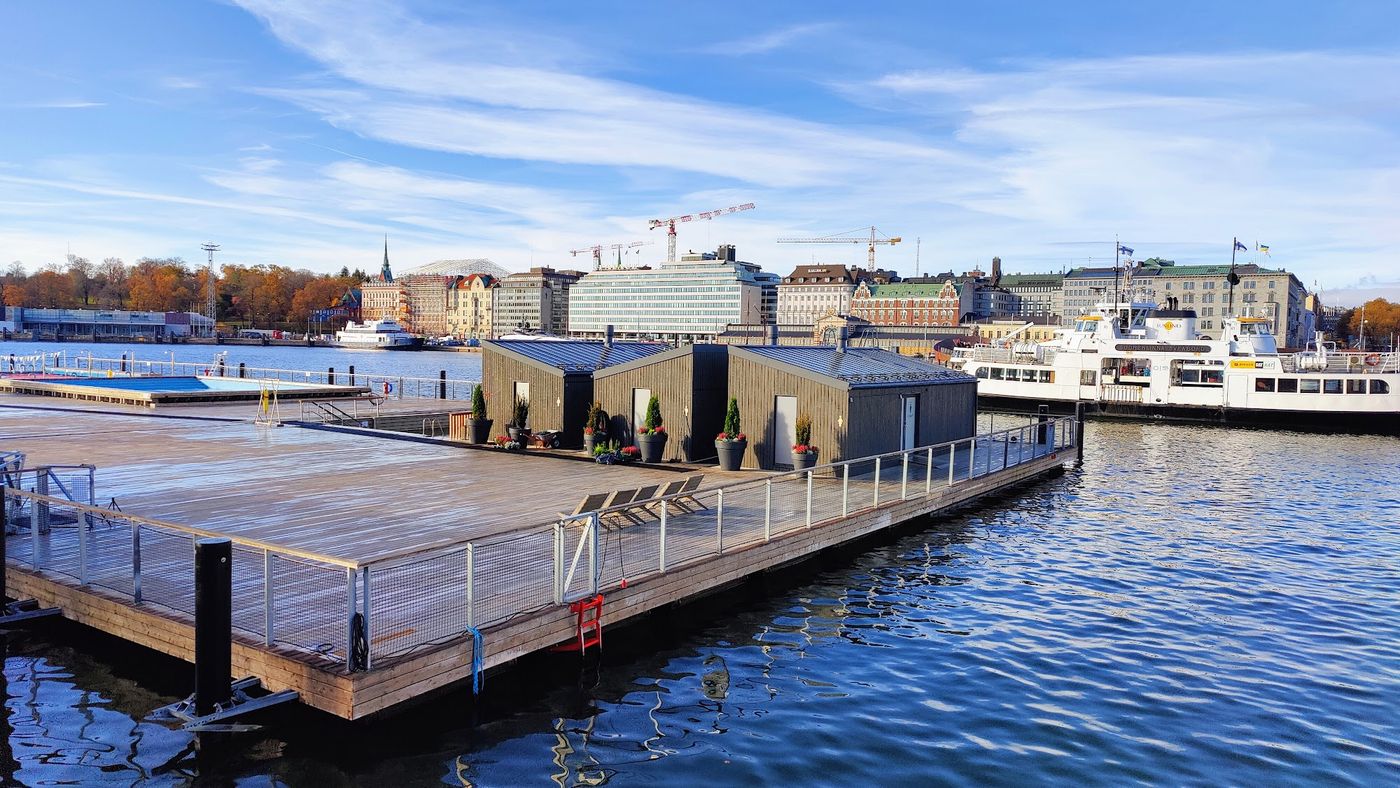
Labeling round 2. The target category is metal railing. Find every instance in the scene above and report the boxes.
[4,416,1076,673]
[48,352,480,400]
[1278,350,1400,374]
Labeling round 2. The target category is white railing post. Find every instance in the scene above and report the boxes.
[361,566,372,670]
[589,512,600,594]
[553,521,564,604]
[806,471,814,528]
[77,507,88,585]
[901,453,909,500]
[659,503,668,571]
[345,567,357,665]
[716,489,724,552]
[873,457,881,507]
[1020,427,1027,465]
[466,543,476,630]
[264,550,274,646]
[29,495,39,568]
[764,479,772,541]
[969,439,976,480]
[925,447,934,494]
[132,524,142,604]
[947,444,955,486]
[842,463,850,516]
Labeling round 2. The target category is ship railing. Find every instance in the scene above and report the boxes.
[48,352,480,400]
[1279,350,1400,374]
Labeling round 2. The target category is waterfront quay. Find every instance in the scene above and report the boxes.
[1,397,1076,720]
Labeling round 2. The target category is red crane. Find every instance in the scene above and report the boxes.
[648,202,756,262]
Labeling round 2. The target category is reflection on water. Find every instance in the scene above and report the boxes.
[3,420,1399,785]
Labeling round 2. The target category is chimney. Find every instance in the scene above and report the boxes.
[767,324,779,346]
[604,324,614,348]
[837,326,848,353]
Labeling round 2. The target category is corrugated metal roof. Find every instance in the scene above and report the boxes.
[738,346,974,388]
[486,339,669,373]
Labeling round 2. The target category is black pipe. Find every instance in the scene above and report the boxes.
[194,538,232,717]
[1074,401,1085,466]
[120,353,127,373]
[439,370,447,399]
[348,365,355,386]
[328,367,335,386]
[1037,404,1049,444]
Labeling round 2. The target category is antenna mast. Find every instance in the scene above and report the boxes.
[200,242,220,334]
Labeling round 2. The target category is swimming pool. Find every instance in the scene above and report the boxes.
[0,374,367,406]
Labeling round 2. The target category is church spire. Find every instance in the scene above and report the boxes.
[380,234,393,282]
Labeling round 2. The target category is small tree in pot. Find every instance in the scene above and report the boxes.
[583,400,608,454]
[635,395,667,463]
[714,397,747,471]
[467,384,492,443]
[508,396,530,443]
[792,412,818,470]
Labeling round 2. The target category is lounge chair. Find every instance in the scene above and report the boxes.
[557,491,612,522]
[606,484,660,527]
[650,475,708,515]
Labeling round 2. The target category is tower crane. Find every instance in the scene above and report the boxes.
[776,225,902,267]
[648,202,756,262]
[569,240,653,270]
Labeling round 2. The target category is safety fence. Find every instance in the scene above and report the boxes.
[42,352,480,400]
[3,415,1077,673]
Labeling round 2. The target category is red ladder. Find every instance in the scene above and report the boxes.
[551,595,604,654]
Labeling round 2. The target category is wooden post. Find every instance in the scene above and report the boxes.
[194,538,232,717]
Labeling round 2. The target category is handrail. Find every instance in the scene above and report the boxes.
[2,487,359,569]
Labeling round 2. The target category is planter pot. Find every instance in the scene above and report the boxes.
[467,418,492,444]
[715,439,747,471]
[792,451,817,471]
[637,432,667,463]
[584,433,606,455]
[508,426,530,444]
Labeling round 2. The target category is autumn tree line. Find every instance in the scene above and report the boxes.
[1334,298,1400,350]
[1,256,366,330]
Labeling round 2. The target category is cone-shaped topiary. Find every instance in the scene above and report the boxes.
[471,384,486,420]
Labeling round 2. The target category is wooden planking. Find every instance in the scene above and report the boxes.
[593,345,729,463]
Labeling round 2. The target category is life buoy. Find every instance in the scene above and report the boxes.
[1364,354,1381,367]
[382,381,393,395]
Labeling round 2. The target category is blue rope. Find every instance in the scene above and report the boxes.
[465,626,484,695]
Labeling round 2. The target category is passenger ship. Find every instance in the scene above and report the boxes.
[333,319,422,350]
[948,298,1400,432]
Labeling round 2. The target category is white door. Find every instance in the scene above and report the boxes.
[900,395,918,450]
[774,395,797,468]
[1225,374,1247,409]
[632,388,652,439]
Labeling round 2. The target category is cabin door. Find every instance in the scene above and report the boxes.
[1225,374,1247,408]
[900,395,918,451]
[774,396,797,469]
[632,388,652,441]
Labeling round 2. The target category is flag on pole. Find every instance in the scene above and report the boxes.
[1233,239,1248,252]
[1117,244,1134,256]
[1257,243,1270,255]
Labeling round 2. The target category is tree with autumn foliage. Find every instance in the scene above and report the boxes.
[1336,298,1400,350]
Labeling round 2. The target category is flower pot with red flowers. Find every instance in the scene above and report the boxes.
[791,412,818,470]
[635,395,667,463]
[714,397,747,471]
[507,396,530,444]
[583,401,608,454]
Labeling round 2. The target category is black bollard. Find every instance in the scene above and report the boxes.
[121,353,127,373]
[1074,401,1085,466]
[194,538,232,717]
[238,362,246,379]
[328,367,335,386]
[349,365,355,386]
[439,370,447,399]
[1037,404,1049,444]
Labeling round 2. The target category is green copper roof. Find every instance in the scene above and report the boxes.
[864,282,960,297]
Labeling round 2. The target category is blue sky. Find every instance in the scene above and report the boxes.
[2,1,1398,304]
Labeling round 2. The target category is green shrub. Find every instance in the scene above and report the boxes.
[724,398,741,436]
[470,384,486,419]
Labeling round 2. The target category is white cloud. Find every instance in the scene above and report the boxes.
[16,100,106,109]
[701,22,835,56]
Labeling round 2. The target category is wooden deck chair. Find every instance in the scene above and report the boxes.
[658,475,708,514]
[645,478,688,515]
[557,491,612,522]
[602,486,658,527]
[591,488,638,528]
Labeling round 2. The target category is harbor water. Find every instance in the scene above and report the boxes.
[1,344,1398,785]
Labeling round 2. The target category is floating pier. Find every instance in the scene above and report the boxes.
[1,399,1076,720]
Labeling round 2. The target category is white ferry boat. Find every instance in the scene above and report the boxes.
[949,298,1400,432]
[333,319,422,350]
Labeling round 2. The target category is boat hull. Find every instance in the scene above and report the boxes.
[976,393,1400,435]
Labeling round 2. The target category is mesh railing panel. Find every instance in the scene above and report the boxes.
[271,555,348,660]
[230,544,268,639]
[369,548,470,658]
[471,525,556,628]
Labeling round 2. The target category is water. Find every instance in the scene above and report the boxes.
[0,340,482,383]
[3,419,1399,784]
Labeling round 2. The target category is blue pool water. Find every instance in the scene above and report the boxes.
[38,375,273,393]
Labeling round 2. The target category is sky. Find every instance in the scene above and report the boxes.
[1,0,1398,305]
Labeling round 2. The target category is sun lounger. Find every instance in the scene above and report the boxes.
[557,491,612,521]
[649,475,708,515]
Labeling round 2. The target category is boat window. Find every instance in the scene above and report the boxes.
[1080,370,1096,386]
[1323,379,1343,394]
[1371,379,1390,394]
[1255,378,1276,392]
[976,366,989,379]
[1201,369,1222,385]
[1299,379,1320,393]
[1277,378,1298,393]
[1039,370,1053,383]
[990,367,1004,380]
[1346,379,1366,394]
[1020,369,1038,382]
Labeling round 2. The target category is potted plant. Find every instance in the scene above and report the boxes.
[619,445,641,463]
[714,397,747,471]
[508,396,530,443]
[635,395,667,463]
[494,434,521,451]
[467,384,492,443]
[583,400,607,454]
[792,412,818,470]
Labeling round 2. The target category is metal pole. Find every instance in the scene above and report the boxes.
[806,471,814,528]
[969,439,976,480]
[764,479,772,541]
[439,370,447,400]
[947,443,955,486]
[553,521,564,604]
[1075,401,1085,467]
[465,543,476,630]
[1037,404,1049,444]
[716,489,724,552]
[589,512,600,594]
[361,567,372,671]
[925,447,934,493]
[132,524,142,604]
[77,505,88,585]
[263,550,274,646]
[398,377,404,400]
[873,457,881,507]
[659,504,668,571]
[349,365,356,386]
[328,367,335,386]
[842,463,850,516]
[194,538,232,717]
[901,453,909,500]
[29,493,39,569]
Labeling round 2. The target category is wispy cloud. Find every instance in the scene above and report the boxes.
[701,22,834,56]
[16,100,106,109]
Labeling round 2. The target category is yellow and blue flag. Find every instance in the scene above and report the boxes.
[1257,243,1270,255]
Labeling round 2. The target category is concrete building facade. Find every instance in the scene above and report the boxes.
[490,267,582,338]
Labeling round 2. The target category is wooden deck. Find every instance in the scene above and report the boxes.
[2,396,1074,720]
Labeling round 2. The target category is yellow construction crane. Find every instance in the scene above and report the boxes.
[776,226,902,267]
